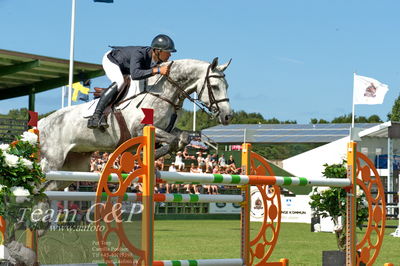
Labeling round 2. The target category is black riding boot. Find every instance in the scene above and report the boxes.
[87,82,119,129]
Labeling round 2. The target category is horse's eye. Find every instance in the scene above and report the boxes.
[211,85,219,90]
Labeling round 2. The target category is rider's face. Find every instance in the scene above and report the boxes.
[158,50,171,62]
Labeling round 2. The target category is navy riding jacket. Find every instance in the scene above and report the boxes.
[107,46,159,80]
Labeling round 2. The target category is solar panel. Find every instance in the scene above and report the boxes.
[201,123,379,143]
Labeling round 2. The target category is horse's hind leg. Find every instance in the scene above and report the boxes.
[62,151,92,172]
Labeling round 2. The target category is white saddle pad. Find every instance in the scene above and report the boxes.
[82,77,164,118]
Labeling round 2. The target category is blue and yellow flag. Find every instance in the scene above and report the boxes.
[72,82,90,102]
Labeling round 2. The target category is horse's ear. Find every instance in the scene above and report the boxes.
[216,58,232,72]
[210,57,219,70]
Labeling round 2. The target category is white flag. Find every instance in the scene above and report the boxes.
[353,74,389,105]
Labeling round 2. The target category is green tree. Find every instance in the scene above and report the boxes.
[388,94,400,121]
[309,161,368,251]
[0,108,55,121]
[330,113,382,123]
[176,109,297,131]
[176,110,219,131]
[310,118,329,124]
[230,110,266,124]
[331,113,352,123]
[0,108,29,120]
[367,114,382,123]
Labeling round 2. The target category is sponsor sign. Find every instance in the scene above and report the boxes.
[250,186,311,223]
[231,145,242,151]
[209,202,241,214]
[250,187,265,220]
[280,195,311,223]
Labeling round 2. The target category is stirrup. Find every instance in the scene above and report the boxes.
[98,115,109,128]
[87,114,101,129]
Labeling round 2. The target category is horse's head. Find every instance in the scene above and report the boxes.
[195,57,233,125]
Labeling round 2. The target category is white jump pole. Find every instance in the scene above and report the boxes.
[45,170,351,187]
[159,171,351,187]
[45,191,244,203]
[45,171,132,183]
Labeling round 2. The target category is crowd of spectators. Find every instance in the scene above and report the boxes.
[157,149,242,195]
[70,143,241,196]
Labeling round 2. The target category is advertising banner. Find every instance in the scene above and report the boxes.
[209,202,241,214]
[250,186,311,223]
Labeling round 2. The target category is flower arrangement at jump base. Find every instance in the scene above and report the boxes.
[0,130,47,264]
[309,161,369,252]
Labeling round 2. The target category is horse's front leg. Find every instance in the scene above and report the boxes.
[154,128,185,158]
[170,127,190,150]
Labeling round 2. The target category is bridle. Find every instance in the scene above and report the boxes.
[197,62,230,115]
[165,61,229,117]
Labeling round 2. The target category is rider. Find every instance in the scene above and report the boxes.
[87,34,177,129]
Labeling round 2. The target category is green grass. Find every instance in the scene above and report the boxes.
[35,219,399,265]
[155,220,400,265]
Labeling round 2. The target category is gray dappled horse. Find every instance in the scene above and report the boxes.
[38,58,232,190]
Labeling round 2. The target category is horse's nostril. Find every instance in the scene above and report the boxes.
[225,115,231,121]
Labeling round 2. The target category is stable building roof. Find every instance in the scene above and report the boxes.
[0,49,104,100]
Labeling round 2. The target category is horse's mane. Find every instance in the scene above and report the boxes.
[163,59,215,81]
[165,58,209,66]
[163,59,209,71]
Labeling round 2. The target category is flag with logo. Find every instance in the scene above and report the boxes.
[353,74,389,105]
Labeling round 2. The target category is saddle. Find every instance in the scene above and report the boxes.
[96,76,134,146]
[87,75,177,146]
[94,76,131,102]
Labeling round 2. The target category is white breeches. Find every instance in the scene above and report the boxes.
[102,51,125,90]
[102,51,142,95]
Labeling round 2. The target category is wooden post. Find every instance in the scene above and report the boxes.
[25,229,38,258]
[141,126,155,266]
[0,216,5,245]
[346,142,357,266]
[280,258,289,266]
[241,143,251,265]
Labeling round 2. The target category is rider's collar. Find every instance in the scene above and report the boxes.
[149,49,162,67]
[150,59,161,68]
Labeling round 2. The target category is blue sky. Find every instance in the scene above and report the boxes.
[1,0,399,123]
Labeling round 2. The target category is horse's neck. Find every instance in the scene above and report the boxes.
[162,60,206,105]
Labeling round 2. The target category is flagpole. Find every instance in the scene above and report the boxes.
[68,0,76,107]
[351,73,356,128]
[61,86,65,108]
[351,100,355,128]
[193,92,197,131]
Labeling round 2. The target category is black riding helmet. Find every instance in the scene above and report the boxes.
[151,34,177,53]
